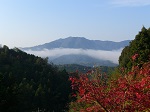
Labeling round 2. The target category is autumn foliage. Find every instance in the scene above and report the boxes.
[69,57,150,111]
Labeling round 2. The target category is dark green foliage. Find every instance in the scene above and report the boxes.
[119,26,150,70]
[57,64,92,73]
[57,64,115,74]
[0,46,71,112]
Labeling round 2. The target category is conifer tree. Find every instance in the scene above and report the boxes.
[119,26,150,70]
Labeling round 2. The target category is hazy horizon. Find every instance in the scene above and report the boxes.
[1,0,150,48]
[1,36,131,48]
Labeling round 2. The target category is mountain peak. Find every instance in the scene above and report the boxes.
[24,37,131,51]
[23,37,131,67]
[63,36,87,41]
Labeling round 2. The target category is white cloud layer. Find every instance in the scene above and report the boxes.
[24,48,123,64]
[111,0,150,7]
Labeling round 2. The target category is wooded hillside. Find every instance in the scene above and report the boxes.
[0,46,71,112]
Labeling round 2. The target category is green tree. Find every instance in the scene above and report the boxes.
[0,46,72,112]
[119,26,150,70]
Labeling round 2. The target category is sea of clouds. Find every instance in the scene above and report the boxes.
[24,48,123,64]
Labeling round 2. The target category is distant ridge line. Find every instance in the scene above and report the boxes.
[23,37,131,51]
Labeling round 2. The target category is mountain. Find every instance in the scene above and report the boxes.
[23,37,131,67]
[24,37,130,51]
[50,54,118,67]
[0,46,71,111]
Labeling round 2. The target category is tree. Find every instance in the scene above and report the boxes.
[0,47,72,112]
[69,61,150,112]
[119,26,150,70]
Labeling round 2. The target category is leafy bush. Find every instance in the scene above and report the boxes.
[69,59,150,112]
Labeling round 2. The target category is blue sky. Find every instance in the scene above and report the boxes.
[0,0,150,48]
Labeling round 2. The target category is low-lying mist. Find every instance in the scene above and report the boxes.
[24,48,123,64]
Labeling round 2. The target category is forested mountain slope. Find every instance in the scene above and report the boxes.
[0,46,71,112]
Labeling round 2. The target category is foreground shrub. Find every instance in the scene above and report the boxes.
[69,61,150,112]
